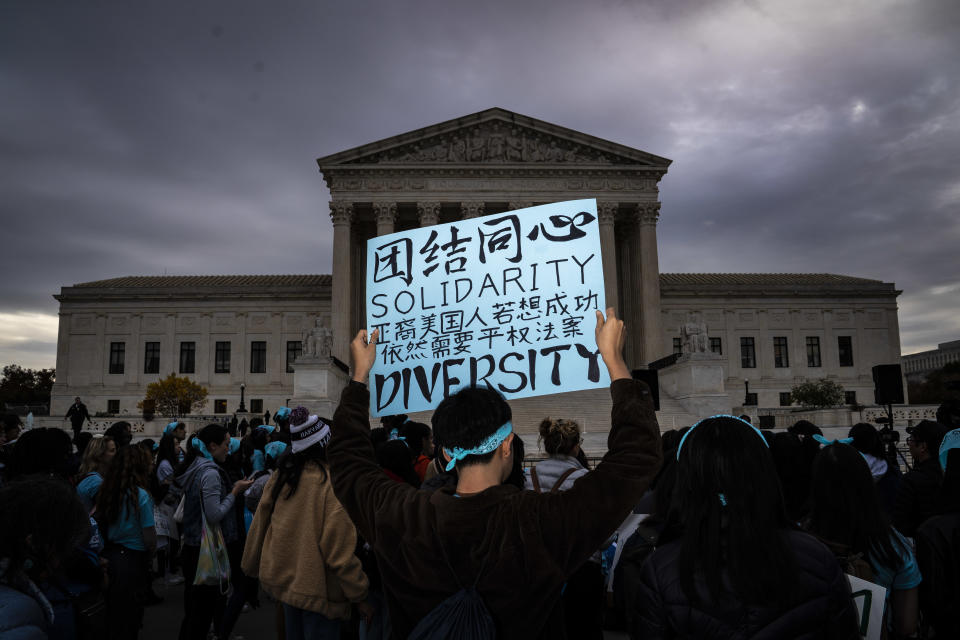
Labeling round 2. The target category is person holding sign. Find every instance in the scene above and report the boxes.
[328,308,662,638]
[630,416,860,638]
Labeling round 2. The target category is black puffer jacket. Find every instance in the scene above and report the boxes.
[631,530,859,639]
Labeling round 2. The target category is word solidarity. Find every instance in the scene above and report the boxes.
[366,199,608,415]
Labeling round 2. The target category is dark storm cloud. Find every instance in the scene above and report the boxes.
[1,0,958,367]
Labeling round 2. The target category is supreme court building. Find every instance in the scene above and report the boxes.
[50,109,904,433]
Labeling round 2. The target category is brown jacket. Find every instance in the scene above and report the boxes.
[329,379,662,639]
[241,463,368,619]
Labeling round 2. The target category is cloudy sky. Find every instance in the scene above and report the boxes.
[2,0,959,370]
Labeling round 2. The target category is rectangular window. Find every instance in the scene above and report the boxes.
[806,337,822,367]
[745,392,758,406]
[250,341,266,373]
[144,342,160,374]
[845,391,857,405]
[773,337,789,368]
[286,340,303,373]
[109,342,125,374]
[179,341,196,374]
[740,337,756,368]
[779,392,792,407]
[672,337,682,355]
[214,399,227,414]
[107,399,120,414]
[250,399,263,414]
[838,336,854,367]
[215,341,231,374]
[709,337,722,355]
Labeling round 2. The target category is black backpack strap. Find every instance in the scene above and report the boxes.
[530,467,541,492]
[549,468,578,493]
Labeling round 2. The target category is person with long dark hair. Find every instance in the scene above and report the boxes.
[0,476,91,638]
[95,444,157,640]
[807,442,921,639]
[632,415,859,638]
[242,407,373,639]
[848,422,901,517]
[173,424,252,640]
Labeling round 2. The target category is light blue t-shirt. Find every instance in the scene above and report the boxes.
[869,529,922,591]
[76,472,103,513]
[106,488,155,551]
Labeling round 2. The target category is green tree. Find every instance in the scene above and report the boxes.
[908,361,960,405]
[138,373,208,418]
[790,378,846,409]
[0,365,56,409]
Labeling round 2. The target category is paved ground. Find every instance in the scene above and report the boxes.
[142,580,629,639]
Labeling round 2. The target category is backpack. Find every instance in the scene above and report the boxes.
[407,542,497,640]
[820,538,877,585]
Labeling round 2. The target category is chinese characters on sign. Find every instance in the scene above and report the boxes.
[366,199,608,416]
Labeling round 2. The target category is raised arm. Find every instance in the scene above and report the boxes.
[328,329,418,544]
[533,309,663,574]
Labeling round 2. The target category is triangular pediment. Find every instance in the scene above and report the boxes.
[317,108,671,168]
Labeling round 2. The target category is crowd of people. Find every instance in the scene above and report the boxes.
[1,307,959,639]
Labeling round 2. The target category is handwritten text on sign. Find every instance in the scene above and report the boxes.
[366,199,609,416]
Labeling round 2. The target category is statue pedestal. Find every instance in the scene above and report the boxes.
[291,356,349,419]
[658,353,732,419]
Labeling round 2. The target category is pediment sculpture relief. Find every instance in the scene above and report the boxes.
[349,122,641,165]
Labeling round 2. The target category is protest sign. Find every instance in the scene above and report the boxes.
[365,199,608,416]
[846,574,887,640]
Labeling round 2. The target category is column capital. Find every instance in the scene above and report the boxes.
[637,201,661,225]
[507,201,533,211]
[417,201,441,226]
[597,202,618,224]
[461,201,485,219]
[373,201,397,225]
[329,201,354,225]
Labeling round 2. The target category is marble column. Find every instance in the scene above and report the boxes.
[374,201,397,237]
[461,201,485,219]
[417,201,440,226]
[330,201,353,362]
[597,202,619,316]
[638,202,663,364]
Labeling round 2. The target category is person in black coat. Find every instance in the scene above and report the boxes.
[630,416,859,639]
[64,396,91,438]
[894,420,947,537]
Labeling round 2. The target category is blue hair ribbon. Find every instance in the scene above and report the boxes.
[939,428,960,472]
[812,435,855,447]
[191,436,213,460]
[676,414,769,461]
[152,442,160,452]
[718,493,728,507]
[164,421,179,436]
[388,428,406,443]
[443,421,513,472]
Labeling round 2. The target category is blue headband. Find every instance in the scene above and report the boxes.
[940,428,960,472]
[152,442,159,452]
[275,407,291,421]
[265,441,287,460]
[676,414,769,461]
[164,421,180,436]
[388,428,407,443]
[228,437,241,455]
[443,421,513,472]
[812,435,855,447]
[256,424,276,435]
[191,436,213,460]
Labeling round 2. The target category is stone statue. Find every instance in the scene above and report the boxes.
[681,312,710,354]
[302,320,333,359]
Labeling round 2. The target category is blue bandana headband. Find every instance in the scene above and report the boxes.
[443,421,513,472]
[676,414,769,461]
[164,421,180,436]
[265,441,287,460]
[228,437,241,455]
[191,436,213,460]
[256,424,276,435]
[812,435,855,447]
[940,428,960,472]
[275,407,291,421]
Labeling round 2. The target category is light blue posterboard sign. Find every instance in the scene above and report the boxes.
[365,198,609,417]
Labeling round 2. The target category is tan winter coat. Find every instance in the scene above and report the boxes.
[241,463,368,619]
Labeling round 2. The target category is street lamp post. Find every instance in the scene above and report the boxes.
[239,383,247,413]
[744,379,751,406]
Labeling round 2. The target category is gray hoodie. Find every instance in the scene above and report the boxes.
[174,457,237,545]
